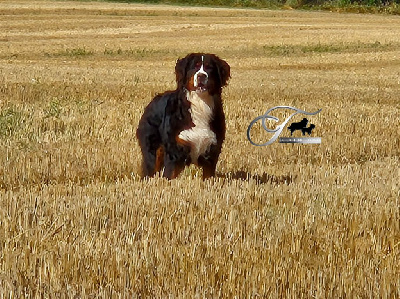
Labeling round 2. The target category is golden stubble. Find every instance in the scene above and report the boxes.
[0,0,399,297]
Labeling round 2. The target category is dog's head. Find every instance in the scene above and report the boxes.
[175,53,230,95]
[300,118,308,126]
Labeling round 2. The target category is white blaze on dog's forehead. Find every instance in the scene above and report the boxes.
[199,56,205,73]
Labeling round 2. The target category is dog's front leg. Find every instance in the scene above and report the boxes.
[198,154,218,180]
[163,155,186,179]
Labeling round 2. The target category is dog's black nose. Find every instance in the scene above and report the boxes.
[196,73,208,83]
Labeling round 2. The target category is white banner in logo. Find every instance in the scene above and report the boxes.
[247,106,322,146]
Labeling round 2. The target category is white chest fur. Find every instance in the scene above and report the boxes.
[178,91,217,164]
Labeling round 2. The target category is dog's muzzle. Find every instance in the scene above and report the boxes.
[194,68,208,89]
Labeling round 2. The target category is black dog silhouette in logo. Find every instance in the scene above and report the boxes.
[288,118,315,136]
[302,124,315,135]
[288,118,308,136]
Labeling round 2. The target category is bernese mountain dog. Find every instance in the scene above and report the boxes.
[136,53,230,179]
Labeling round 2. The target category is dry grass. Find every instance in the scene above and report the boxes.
[0,0,399,297]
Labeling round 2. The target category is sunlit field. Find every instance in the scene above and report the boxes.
[0,0,399,297]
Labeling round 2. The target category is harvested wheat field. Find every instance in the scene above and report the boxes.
[0,0,399,297]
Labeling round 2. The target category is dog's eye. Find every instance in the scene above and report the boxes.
[203,63,212,70]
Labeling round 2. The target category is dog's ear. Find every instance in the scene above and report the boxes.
[214,55,230,87]
[175,55,189,89]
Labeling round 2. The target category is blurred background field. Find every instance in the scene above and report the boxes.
[0,0,399,297]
